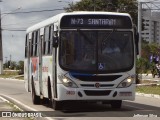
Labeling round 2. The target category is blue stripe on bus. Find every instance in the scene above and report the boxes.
[69,72,95,76]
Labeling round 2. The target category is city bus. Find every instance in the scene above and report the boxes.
[24,11,139,110]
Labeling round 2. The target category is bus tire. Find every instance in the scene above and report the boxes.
[32,80,40,105]
[48,80,53,107]
[48,81,63,110]
[111,100,122,109]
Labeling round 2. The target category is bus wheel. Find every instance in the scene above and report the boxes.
[110,100,122,109]
[32,81,40,105]
[48,87,63,110]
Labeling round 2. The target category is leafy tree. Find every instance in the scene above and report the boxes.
[137,40,160,79]
[16,61,24,74]
[141,40,160,61]
[10,61,17,70]
[64,0,138,25]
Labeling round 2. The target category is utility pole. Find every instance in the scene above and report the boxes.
[10,54,11,68]
[0,9,3,74]
[138,2,142,58]
[5,57,7,69]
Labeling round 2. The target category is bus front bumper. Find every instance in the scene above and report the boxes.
[56,84,135,101]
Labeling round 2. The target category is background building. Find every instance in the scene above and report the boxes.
[142,10,160,44]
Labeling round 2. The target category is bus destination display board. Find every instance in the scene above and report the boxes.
[60,15,132,29]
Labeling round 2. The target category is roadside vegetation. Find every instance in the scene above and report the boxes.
[0,70,19,78]
[136,85,160,95]
[0,70,24,80]
[0,60,24,80]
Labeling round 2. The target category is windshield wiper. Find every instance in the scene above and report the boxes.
[101,29,117,52]
[77,29,93,44]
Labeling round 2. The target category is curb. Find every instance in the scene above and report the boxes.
[0,94,37,112]
[136,92,160,99]
[0,77,24,81]
[0,95,51,120]
[0,95,23,111]
[136,83,160,86]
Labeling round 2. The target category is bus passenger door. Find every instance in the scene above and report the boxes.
[52,24,58,99]
[39,28,44,95]
[26,33,32,92]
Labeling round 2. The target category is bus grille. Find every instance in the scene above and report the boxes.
[71,75,122,82]
[81,84,114,87]
[84,90,111,96]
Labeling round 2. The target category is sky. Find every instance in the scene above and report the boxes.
[0,0,80,63]
[0,0,159,63]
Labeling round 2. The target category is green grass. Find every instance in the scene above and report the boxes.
[6,101,21,111]
[136,85,160,95]
[6,102,33,120]
[0,70,19,78]
[15,75,24,80]
[0,70,24,80]
[139,80,158,84]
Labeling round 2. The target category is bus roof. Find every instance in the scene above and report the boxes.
[26,11,131,33]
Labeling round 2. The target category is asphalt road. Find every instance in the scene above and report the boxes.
[0,78,160,119]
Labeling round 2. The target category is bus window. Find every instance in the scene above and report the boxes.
[31,32,34,57]
[47,26,52,54]
[34,31,39,56]
[25,34,29,58]
[49,25,53,54]
[44,26,50,55]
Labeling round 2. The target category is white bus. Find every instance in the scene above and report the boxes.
[24,11,139,110]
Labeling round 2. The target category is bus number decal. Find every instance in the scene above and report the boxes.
[71,18,83,25]
[66,91,75,95]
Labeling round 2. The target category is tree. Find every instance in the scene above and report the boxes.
[64,0,138,25]
[141,40,160,60]
[10,61,17,70]
[16,61,24,74]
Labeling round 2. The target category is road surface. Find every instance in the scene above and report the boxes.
[0,78,160,119]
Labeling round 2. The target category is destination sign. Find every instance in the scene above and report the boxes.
[60,15,132,29]
[71,18,117,26]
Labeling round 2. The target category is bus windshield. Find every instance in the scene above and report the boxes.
[59,30,133,73]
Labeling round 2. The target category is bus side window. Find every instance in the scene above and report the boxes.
[49,25,53,54]
[33,32,36,56]
[48,25,52,55]
[34,31,39,56]
[44,26,50,55]
[25,34,29,58]
[31,32,34,57]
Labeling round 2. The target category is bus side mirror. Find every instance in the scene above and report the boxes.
[53,32,58,47]
[134,25,139,55]
[135,33,139,55]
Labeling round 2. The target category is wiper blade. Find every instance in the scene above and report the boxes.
[77,29,93,44]
[101,29,117,52]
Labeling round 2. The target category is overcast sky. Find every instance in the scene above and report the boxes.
[0,0,159,63]
[0,0,80,62]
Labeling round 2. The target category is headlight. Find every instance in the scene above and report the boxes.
[58,74,78,88]
[117,76,135,88]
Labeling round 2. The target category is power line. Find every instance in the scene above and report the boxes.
[2,29,26,31]
[2,17,47,27]
[2,8,64,14]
